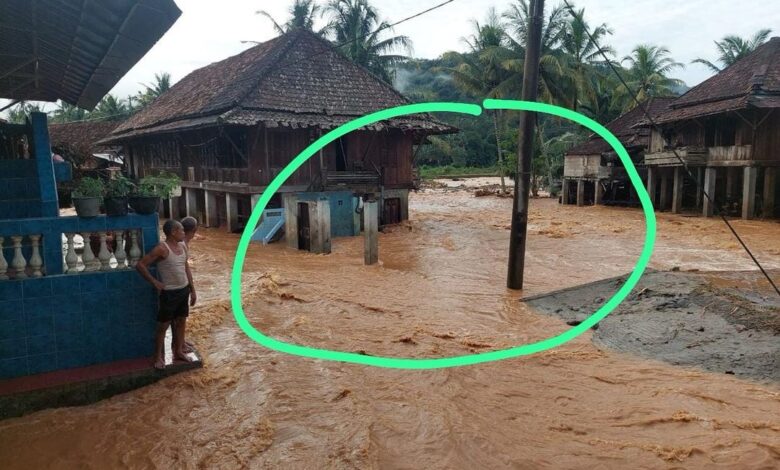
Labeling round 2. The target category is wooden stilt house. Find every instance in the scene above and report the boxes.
[643,37,780,219]
[102,29,455,232]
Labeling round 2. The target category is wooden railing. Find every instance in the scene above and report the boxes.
[644,147,708,166]
[708,145,753,163]
[324,170,381,188]
[199,167,249,184]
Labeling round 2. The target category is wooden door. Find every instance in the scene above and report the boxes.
[383,198,401,225]
[297,202,311,251]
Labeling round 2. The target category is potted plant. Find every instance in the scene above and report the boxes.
[72,177,105,218]
[104,175,135,216]
[130,172,181,214]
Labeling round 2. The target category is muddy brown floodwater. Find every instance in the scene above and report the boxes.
[1,179,779,469]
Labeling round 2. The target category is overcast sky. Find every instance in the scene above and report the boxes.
[3,0,779,113]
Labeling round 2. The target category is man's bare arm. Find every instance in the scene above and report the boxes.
[136,245,166,292]
[185,258,196,306]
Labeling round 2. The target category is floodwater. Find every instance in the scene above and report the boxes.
[1,179,779,469]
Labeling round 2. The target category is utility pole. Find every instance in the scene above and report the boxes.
[507,0,544,290]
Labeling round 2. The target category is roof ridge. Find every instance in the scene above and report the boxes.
[228,30,308,113]
[292,29,412,106]
[672,36,779,110]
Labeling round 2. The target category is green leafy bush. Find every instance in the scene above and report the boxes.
[72,177,104,198]
[105,175,135,198]
[135,171,181,198]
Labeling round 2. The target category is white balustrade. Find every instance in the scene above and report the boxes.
[129,230,142,267]
[65,233,78,273]
[0,237,7,280]
[115,231,127,269]
[98,232,111,271]
[10,236,27,279]
[28,234,43,277]
[81,232,98,272]
[0,229,149,281]
[57,229,145,275]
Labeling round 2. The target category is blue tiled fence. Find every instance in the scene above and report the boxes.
[296,191,360,237]
[0,214,161,380]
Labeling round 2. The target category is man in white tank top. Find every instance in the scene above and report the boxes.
[136,220,197,370]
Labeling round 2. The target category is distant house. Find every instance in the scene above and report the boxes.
[49,121,124,171]
[562,97,673,206]
[643,37,780,219]
[101,29,455,232]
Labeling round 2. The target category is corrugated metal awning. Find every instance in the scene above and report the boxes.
[0,0,181,109]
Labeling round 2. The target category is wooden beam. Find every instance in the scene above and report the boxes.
[220,127,247,163]
[0,58,36,81]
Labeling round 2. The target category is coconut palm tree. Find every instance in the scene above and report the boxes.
[502,0,574,106]
[50,101,87,123]
[619,44,684,106]
[91,94,130,121]
[577,70,622,123]
[6,101,43,124]
[258,0,323,34]
[560,7,614,112]
[692,29,772,73]
[444,9,513,191]
[136,72,172,108]
[323,0,411,83]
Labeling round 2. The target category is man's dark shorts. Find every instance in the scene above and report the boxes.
[158,286,190,323]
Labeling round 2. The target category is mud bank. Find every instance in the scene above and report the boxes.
[527,270,780,382]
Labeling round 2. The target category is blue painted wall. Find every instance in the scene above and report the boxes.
[0,213,160,379]
[296,191,359,238]
[0,114,162,380]
[0,271,158,378]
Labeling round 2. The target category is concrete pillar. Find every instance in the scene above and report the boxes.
[185,188,197,218]
[561,179,570,204]
[251,194,261,211]
[576,179,585,207]
[672,167,684,214]
[703,167,717,217]
[726,167,737,201]
[659,170,669,211]
[696,167,703,209]
[646,166,657,207]
[763,167,776,218]
[310,197,331,254]
[204,190,219,228]
[594,180,604,205]
[168,197,181,220]
[282,193,298,249]
[225,192,239,233]
[742,166,757,220]
[363,200,378,265]
[399,190,409,221]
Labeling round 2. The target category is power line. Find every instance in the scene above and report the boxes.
[560,0,779,297]
[25,1,459,126]
[247,0,457,82]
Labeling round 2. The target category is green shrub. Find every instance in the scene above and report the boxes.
[105,175,135,198]
[72,177,104,198]
[135,171,181,198]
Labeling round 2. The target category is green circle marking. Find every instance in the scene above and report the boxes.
[230,100,657,369]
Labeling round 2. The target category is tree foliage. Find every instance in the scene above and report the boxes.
[258,0,323,34]
[692,29,772,73]
[323,0,411,83]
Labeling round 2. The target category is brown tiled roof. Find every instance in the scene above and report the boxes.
[104,29,454,142]
[566,97,674,155]
[653,37,780,124]
[49,121,122,156]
